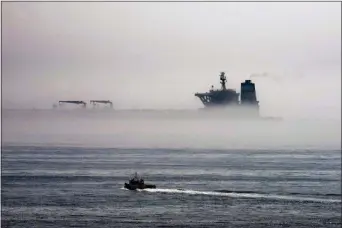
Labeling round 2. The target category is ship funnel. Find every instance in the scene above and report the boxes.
[240,80,258,106]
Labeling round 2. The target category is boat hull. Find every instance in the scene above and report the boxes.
[124,182,156,190]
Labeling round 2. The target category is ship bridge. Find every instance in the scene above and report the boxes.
[194,72,239,107]
[195,89,239,107]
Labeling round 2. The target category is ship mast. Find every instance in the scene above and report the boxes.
[220,72,227,90]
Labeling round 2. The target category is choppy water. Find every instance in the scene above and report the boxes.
[2,146,341,228]
[2,110,341,227]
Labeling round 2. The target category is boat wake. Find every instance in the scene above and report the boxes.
[122,187,340,203]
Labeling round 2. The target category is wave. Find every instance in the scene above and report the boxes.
[122,187,341,203]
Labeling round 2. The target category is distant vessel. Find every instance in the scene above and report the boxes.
[194,72,260,117]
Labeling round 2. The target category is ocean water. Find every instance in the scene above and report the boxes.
[2,109,341,227]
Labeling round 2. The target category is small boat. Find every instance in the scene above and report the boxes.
[124,172,156,190]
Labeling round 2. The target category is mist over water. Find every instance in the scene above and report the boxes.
[2,3,341,227]
[2,2,341,150]
[3,109,340,150]
[2,2,341,115]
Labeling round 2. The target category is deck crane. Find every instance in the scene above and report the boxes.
[58,100,87,108]
[90,100,113,108]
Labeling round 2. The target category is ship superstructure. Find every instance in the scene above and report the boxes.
[194,72,259,116]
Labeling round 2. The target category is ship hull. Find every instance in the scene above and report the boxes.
[198,105,260,118]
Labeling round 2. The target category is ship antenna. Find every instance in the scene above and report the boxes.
[220,72,227,90]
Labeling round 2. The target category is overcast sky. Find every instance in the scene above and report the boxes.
[2,2,341,117]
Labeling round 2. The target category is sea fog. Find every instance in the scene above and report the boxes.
[2,109,340,150]
[2,2,341,227]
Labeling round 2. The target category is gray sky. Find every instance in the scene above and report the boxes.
[2,2,341,118]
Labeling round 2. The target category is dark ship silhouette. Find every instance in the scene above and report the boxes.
[194,72,260,117]
[124,172,156,190]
